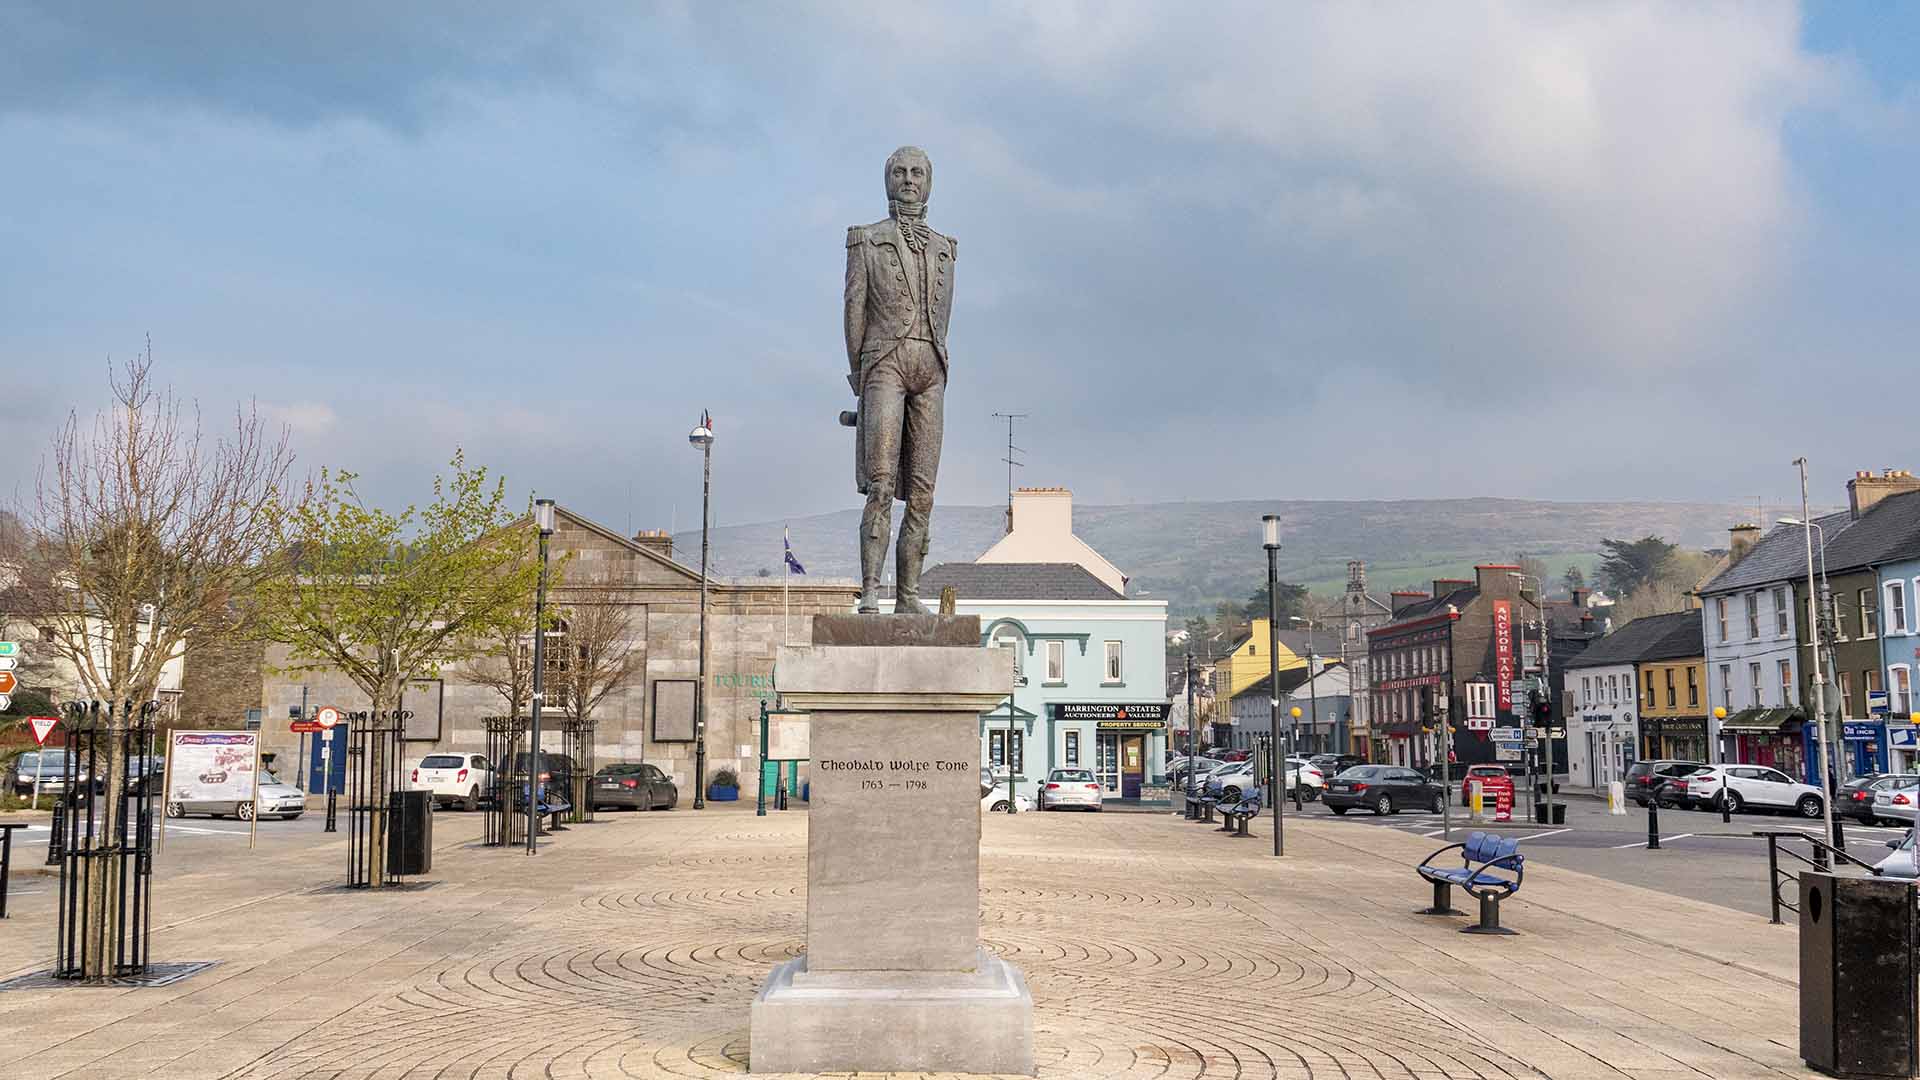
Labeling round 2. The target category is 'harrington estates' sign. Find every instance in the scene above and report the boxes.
[1056,702,1169,731]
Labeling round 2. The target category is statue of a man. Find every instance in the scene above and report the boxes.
[844,146,955,614]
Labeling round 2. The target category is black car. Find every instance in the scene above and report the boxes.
[1310,753,1366,776]
[1323,764,1443,816]
[590,762,679,811]
[509,751,580,809]
[1622,760,1707,807]
[1840,773,1920,825]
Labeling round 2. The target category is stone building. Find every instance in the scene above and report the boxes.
[257,506,858,797]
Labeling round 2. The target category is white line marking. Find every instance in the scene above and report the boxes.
[1611,833,1695,848]
[1516,828,1570,841]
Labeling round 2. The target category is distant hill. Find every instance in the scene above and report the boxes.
[684,497,1759,617]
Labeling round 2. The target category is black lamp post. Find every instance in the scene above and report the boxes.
[689,414,714,810]
[528,497,555,855]
[1184,650,1198,819]
[1263,513,1285,857]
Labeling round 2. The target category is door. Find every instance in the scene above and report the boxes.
[308,723,348,794]
[1752,766,1800,807]
[1121,736,1144,799]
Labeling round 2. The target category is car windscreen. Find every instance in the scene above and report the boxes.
[1050,770,1095,782]
[419,755,464,768]
[597,763,647,776]
[1337,766,1384,778]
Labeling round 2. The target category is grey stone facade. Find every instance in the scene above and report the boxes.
[256,507,859,794]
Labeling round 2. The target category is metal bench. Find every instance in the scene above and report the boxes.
[1416,830,1525,935]
[1216,789,1264,838]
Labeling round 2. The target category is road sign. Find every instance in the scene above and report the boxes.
[0,693,10,712]
[0,671,16,695]
[28,716,57,745]
[1548,727,1566,739]
[1521,726,1540,740]
[1490,727,1525,743]
[0,657,15,671]
[1496,747,1524,761]
[315,705,342,728]
[0,641,17,656]
[290,720,324,733]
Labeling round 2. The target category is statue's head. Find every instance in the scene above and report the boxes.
[885,146,932,206]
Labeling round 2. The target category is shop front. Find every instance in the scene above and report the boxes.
[1055,702,1169,802]
[1641,715,1707,764]
[1892,723,1920,773]
[1842,720,1890,777]
[1581,714,1635,788]
[1719,707,1807,779]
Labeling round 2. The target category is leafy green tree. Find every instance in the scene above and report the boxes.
[1596,535,1678,596]
[1244,580,1310,623]
[1562,565,1586,595]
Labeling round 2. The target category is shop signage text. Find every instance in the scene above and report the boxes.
[1492,600,1514,713]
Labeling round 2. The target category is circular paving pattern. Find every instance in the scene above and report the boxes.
[224,826,1544,1080]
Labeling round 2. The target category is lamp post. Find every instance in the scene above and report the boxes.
[690,416,714,810]
[1782,488,1840,851]
[1263,515,1285,856]
[1184,650,1199,820]
[1712,706,1730,824]
[528,498,556,855]
[1289,616,1321,755]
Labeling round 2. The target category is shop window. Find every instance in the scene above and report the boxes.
[1065,730,1080,767]
[988,729,1024,775]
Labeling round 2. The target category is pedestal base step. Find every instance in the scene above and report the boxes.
[748,951,1034,1075]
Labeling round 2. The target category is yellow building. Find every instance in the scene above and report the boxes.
[1633,610,1709,762]
[1210,619,1310,702]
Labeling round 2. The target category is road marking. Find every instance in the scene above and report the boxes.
[1516,829,1571,841]
[1611,833,1694,849]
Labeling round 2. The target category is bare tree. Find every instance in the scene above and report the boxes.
[454,535,564,720]
[552,572,644,730]
[14,345,292,977]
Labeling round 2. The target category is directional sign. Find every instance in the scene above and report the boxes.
[28,716,57,745]
[0,657,15,671]
[290,720,324,734]
[0,641,18,656]
[0,671,16,695]
[314,705,342,728]
[1490,727,1525,742]
[0,694,10,712]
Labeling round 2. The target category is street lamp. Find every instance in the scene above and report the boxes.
[1712,706,1730,824]
[690,415,715,810]
[528,497,556,855]
[1290,616,1321,756]
[1262,514,1284,857]
[1781,499,1841,851]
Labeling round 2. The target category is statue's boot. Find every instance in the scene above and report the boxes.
[857,490,893,614]
[894,508,931,616]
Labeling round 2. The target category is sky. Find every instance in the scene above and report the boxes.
[3,2,1916,538]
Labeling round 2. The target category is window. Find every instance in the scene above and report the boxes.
[1103,641,1123,683]
[1608,674,1619,704]
[1716,597,1728,642]
[1248,641,1256,657]
[1862,588,1879,638]
[1665,669,1676,709]
[1896,667,1914,716]
[1045,640,1065,683]
[1839,671,1854,718]
[1749,663,1764,707]
[991,624,1024,677]
[1773,587,1790,637]
[1890,581,1910,635]
[988,729,1024,774]
[1064,730,1080,767]
[1582,676,1592,708]
[1779,659,1794,706]
[1719,664,1732,710]
[1686,667,1698,707]
[1466,680,1496,719]
[1868,667,1883,700]
[1746,594,1760,640]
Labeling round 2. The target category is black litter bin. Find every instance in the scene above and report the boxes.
[387,789,433,877]
[1800,871,1919,1077]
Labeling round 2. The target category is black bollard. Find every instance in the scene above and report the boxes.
[47,801,65,865]
[324,791,338,833]
[1647,794,1661,850]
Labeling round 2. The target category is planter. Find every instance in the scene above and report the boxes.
[708,784,740,802]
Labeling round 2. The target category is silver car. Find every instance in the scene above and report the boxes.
[1876,828,1920,879]
[167,769,308,821]
[1039,768,1103,811]
[1873,783,1920,824]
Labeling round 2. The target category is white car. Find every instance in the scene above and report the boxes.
[1873,783,1920,824]
[1204,759,1320,802]
[1679,764,1825,818]
[1286,756,1327,798]
[979,776,1033,813]
[409,753,494,811]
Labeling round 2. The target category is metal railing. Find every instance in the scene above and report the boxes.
[1754,829,1887,925]
[345,714,404,888]
[54,701,157,980]
[483,716,526,848]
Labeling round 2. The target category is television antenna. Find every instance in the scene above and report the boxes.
[992,412,1027,535]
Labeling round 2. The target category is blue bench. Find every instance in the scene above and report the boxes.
[1416,830,1525,935]
[1217,788,1264,838]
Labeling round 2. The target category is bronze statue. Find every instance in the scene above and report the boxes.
[843,146,955,614]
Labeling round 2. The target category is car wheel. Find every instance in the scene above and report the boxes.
[1724,791,1744,814]
[1431,794,1445,813]
[236,802,256,821]
[1330,806,1349,816]
[463,787,480,812]
[991,800,1010,812]
[1797,794,1823,818]
[1374,793,1394,816]
[165,801,184,819]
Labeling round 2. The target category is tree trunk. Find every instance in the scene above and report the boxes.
[365,691,394,889]
[83,706,128,979]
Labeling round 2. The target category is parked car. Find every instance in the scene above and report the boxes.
[408,752,494,811]
[1839,773,1920,825]
[1213,748,1252,763]
[590,762,679,811]
[1310,753,1366,777]
[1622,760,1708,807]
[508,752,580,811]
[167,769,306,821]
[1285,756,1325,799]
[1876,828,1920,879]
[1873,782,1920,824]
[1679,765,1824,817]
[1204,760,1260,802]
[1039,768,1103,811]
[1454,764,1510,804]
[1323,764,1444,816]
[979,776,1033,813]
[1168,756,1223,786]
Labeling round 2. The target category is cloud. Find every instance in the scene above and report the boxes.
[262,401,338,437]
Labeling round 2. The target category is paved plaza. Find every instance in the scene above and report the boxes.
[0,804,1811,1079]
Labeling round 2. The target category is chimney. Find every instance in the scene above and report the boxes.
[1848,469,1920,520]
[1390,590,1428,615]
[1570,586,1590,609]
[1431,578,1472,600]
[1009,487,1073,538]
[1474,563,1523,593]
[632,529,674,561]
[1728,523,1760,564]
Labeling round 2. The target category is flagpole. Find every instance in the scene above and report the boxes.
[783,525,791,645]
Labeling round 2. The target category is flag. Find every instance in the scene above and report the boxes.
[701,408,713,431]
[784,527,806,575]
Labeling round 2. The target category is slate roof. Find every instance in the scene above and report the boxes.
[1232,664,1316,701]
[1375,585,1480,629]
[1698,511,1853,595]
[1564,609,1703,669]
[918,562,1127,602]
[1813,490,1920,573]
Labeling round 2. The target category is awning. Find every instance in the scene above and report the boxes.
[1719,707,1805,733]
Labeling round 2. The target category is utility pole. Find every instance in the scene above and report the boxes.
[992,412,1027,535]
[1793,458,1841,852]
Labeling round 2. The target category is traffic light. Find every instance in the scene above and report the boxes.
[1532,695,1551,724]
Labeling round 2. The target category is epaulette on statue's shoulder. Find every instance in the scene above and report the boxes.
[846,225,866,247]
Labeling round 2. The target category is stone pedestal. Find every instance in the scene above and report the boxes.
[749,616,1034,1076]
